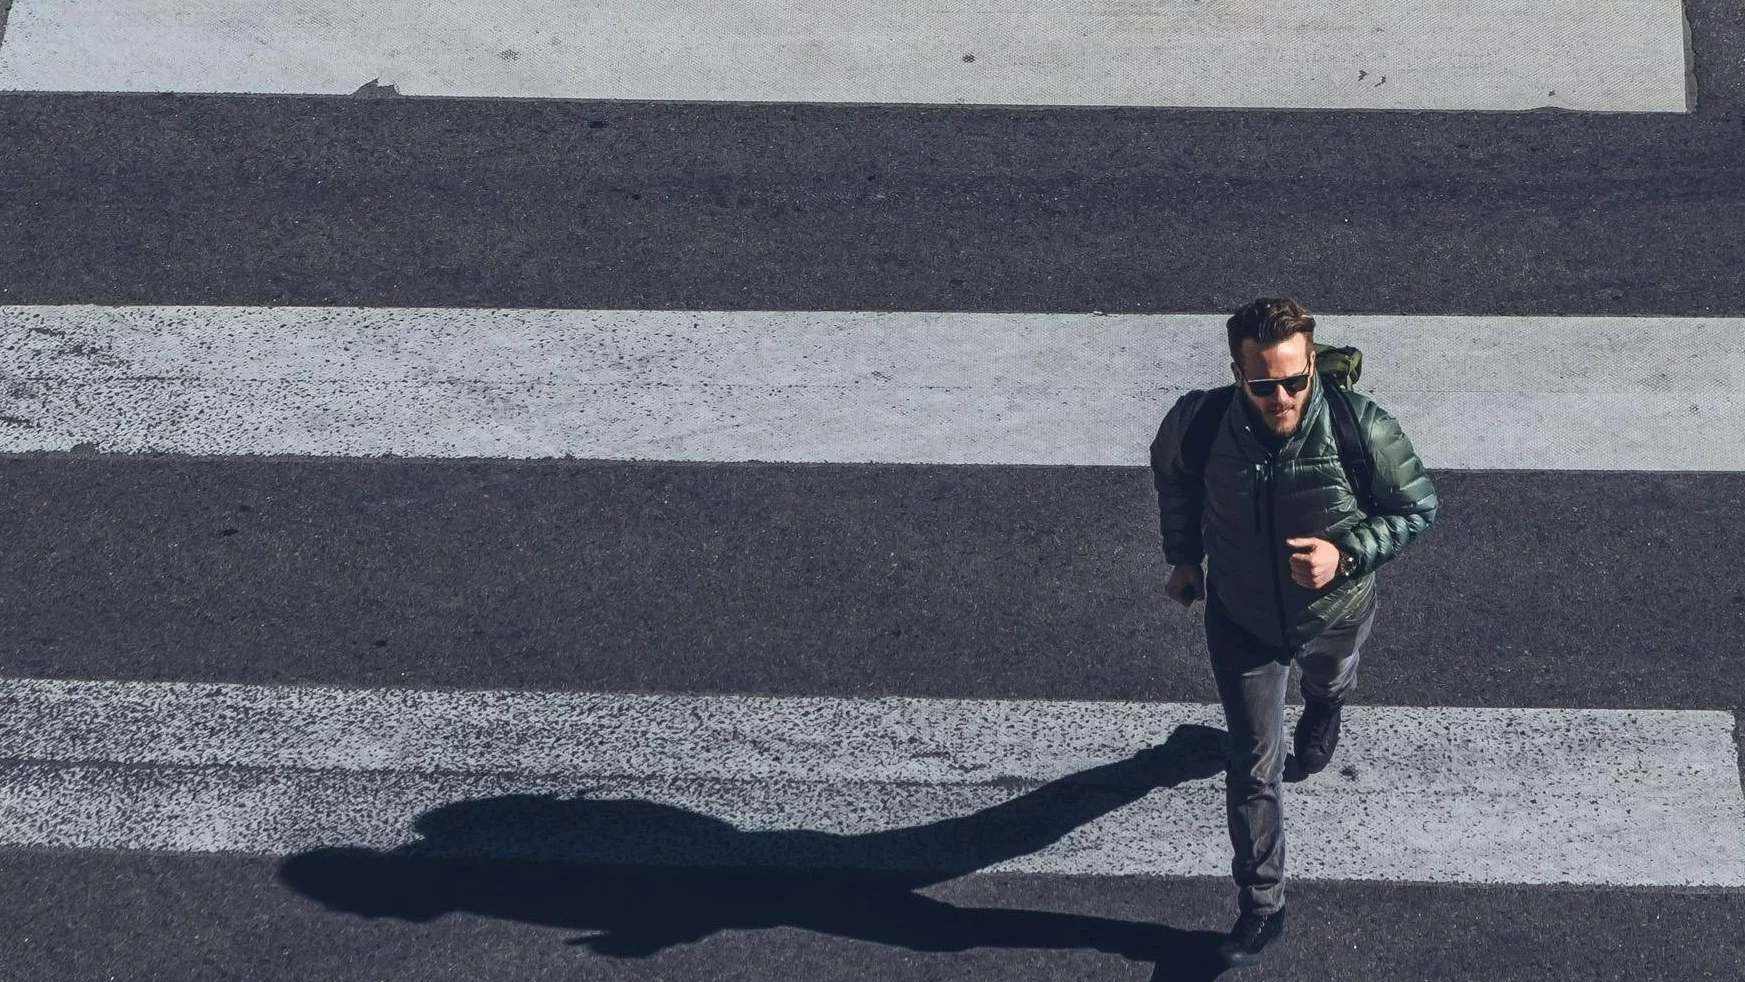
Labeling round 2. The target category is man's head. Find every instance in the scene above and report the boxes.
[1227,297,1317,438]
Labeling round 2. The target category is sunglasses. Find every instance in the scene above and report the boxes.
[1240,362,1314,398]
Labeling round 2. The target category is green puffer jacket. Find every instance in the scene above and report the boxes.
[1149,373,1439,647]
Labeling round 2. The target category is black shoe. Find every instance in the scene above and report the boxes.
[1293,699,1342,774]
[1218,907,1285,967]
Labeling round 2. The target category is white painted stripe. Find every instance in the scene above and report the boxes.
[2,678,1742,885]
[0,0,1689,111]
[1,306,1739,470]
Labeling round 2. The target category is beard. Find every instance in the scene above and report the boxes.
[1244,393,1301,436]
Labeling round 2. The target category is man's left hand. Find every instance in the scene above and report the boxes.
[1285,536,1341,589]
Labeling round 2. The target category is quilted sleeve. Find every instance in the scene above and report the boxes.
[1148,390,1209,568]
[1331,401,1439,574]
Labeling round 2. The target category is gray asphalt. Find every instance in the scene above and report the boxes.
[7,852,1742,982]
[0,1,1739,316]
[2,1,1744,979]
[1,458,1740,714]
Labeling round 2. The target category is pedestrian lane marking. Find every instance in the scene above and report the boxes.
[0,0,1690,111]
[3,677,1741,886]
[1,306,1740,470]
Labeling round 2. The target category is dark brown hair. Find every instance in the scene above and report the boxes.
[1226,297,1315,363]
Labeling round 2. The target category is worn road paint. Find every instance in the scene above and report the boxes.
[3,677,1742,885]
[0,0,1690,111]
[1,306,1741,470]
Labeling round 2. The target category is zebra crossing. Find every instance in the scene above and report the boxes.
[1,1,1742,980]
[5,677,1744,885]
[0,0,1693,110]
[3,305,1743,469]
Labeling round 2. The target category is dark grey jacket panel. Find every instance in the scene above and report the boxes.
[1149,373,1439,647]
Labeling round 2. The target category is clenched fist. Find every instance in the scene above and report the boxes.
[1285,536,1341,590]
[1165,562,1205,608]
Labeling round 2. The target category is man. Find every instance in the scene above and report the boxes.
[1149,297,1438,967]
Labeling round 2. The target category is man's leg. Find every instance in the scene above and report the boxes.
[1293,588,1378,773]
[1204,599,1291,916]
[1296,587,1376,706]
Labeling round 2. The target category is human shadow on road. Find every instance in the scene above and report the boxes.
[278,722,1236,981]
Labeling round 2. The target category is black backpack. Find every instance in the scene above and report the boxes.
[1181,343,1376,512]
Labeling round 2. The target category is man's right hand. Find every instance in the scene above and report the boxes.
[1165,563,1205,608]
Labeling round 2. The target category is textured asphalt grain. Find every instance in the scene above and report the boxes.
[0,0,1740,315]
[4,851,1741,982]
[1,456,1739,712]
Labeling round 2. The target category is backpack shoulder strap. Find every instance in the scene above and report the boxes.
[1182,385,1237,476]
[1320,375,1376,511]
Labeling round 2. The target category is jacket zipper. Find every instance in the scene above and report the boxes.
[1264,453,1289,645]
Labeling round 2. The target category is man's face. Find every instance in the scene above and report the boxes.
[1231,334,1314,438]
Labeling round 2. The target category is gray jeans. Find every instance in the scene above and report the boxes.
[1203,585,1377,916]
